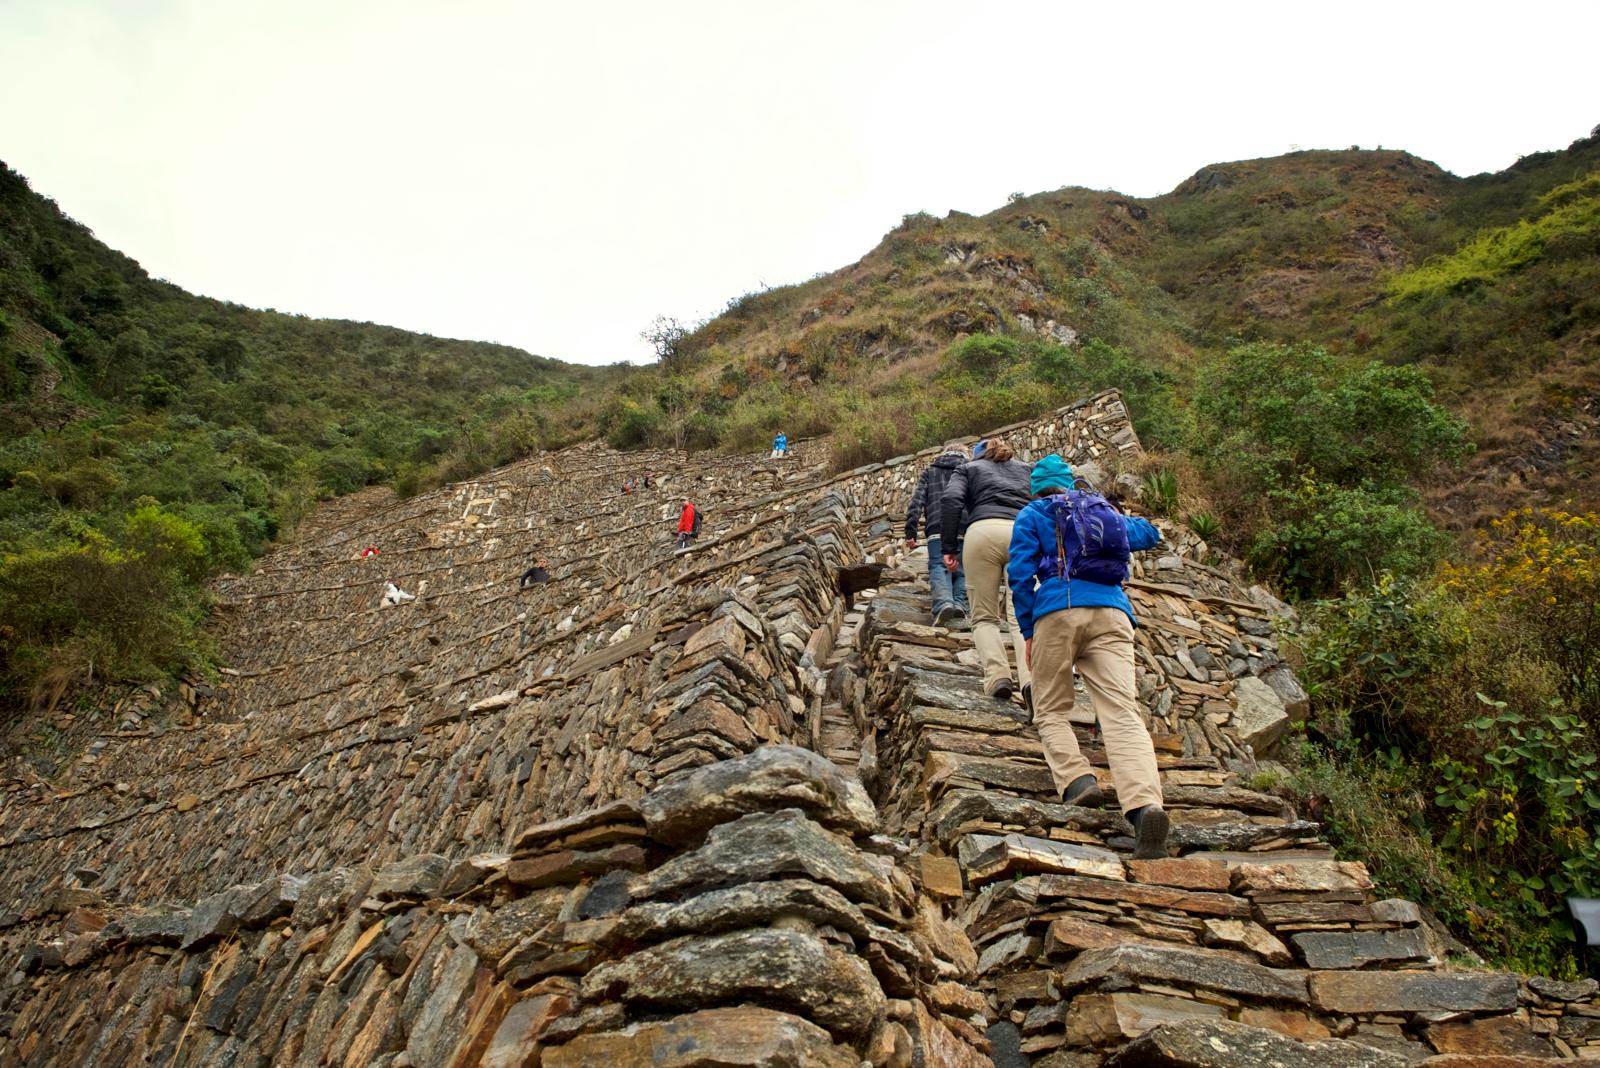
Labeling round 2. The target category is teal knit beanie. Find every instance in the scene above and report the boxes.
[1030,453,1075,496]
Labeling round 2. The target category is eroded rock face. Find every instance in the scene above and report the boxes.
[638,745,879,844]
[580,927,887,1040]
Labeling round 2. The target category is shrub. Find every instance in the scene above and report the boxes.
[949,334,1021,377]
[1249,478,1445,596]
[1191,342,1471,494]
[0,510,213,716]
[1435,695,1599,937]
[1286,745,1490,955]
[1031,338,1182,447]
[1294,572,1450,744]
[1292,508,1600,975]
[602,400,660,450]
[1389,169,1600,300]
[1439,508,1600,711]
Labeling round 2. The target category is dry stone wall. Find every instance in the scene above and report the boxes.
[3,390,1592,1067]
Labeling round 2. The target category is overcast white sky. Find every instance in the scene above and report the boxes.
[2,1,1596,365]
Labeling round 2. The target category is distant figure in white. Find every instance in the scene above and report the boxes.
[381,581,416,607]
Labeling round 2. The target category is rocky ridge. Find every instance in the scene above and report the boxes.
[2,390,1595,1066]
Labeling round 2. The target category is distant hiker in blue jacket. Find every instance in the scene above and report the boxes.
[1007,453,1170,860]
[771,432,788,459]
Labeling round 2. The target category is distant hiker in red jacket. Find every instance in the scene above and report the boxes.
[359,545,380,559]
[676,501,701,549]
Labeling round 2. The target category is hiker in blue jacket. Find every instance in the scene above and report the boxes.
[1007,453,1170,860]
[771,432,788,459]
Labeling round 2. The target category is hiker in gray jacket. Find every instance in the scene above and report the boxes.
[939,437,1034,703]
[904,441,971,625]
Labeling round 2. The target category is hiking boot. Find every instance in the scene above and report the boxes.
[1061,773,1103,808]
[990,679,1014,702]
[1128,806,1170,860]
[934,604,960,627]
[1022,683,1034,717]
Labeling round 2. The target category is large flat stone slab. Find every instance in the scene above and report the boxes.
[1309,971,1520,1015]
[612,878,918,971]
[1057,945,1308,1005]
[580,927,886,1041]
[1291,927,1430,969]
[541,1006,858,1068]
[631,809,893,910]
[1232,859,1372,895]
[959,832,1125,885]
[1425,1012,1557,1058]
[639,746,878,843]
[1106,1019,1408,1067]
[1065,991,1225,1046]
[1029,873,1252,919]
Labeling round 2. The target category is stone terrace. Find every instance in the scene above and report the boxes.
[2,390,1593,1067]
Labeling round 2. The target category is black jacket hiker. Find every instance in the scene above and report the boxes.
[905,452,968,542]
[938,457,1032,547]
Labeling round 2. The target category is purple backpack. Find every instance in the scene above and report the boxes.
[1037,491,1130,586]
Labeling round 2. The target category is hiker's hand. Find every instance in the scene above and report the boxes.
[943,552,960,573]
[1025,638,1032,670]
[904,538,917,551]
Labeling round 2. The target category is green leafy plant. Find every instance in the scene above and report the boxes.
[1140,469,1179,517]
[1434,694,1600,947]
[1186,510,1221,540]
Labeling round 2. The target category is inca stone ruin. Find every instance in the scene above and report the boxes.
[3,390,1596,1066]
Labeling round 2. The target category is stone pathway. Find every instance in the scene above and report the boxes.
[2,391,1593,1067]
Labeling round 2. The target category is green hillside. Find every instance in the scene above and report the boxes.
[570,127,1600,972]
[3,128,1597,973]
[591,129,1599,515]
[0,161,620,711]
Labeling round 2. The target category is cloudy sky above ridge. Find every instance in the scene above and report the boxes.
[2,0,1597,365]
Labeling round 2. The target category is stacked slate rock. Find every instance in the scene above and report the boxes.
[848,563,1598,1065]
[534,745,988,1066]
[7,389,1600,1067]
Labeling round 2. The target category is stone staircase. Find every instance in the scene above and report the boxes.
[843,553,1595,1064]
[2,390,1595,1067]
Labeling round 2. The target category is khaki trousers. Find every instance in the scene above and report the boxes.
[962,519,1031,695]
[1032,606,1163,814]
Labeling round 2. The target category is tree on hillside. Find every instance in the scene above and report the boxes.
[656,376,692,451]
[641,315,691,375]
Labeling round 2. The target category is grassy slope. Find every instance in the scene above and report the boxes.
[644,130,1598,517]
[0,162,623,533]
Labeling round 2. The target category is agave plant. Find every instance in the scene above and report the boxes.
[1187,510,1221,540]
[1140,469,1180,517]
